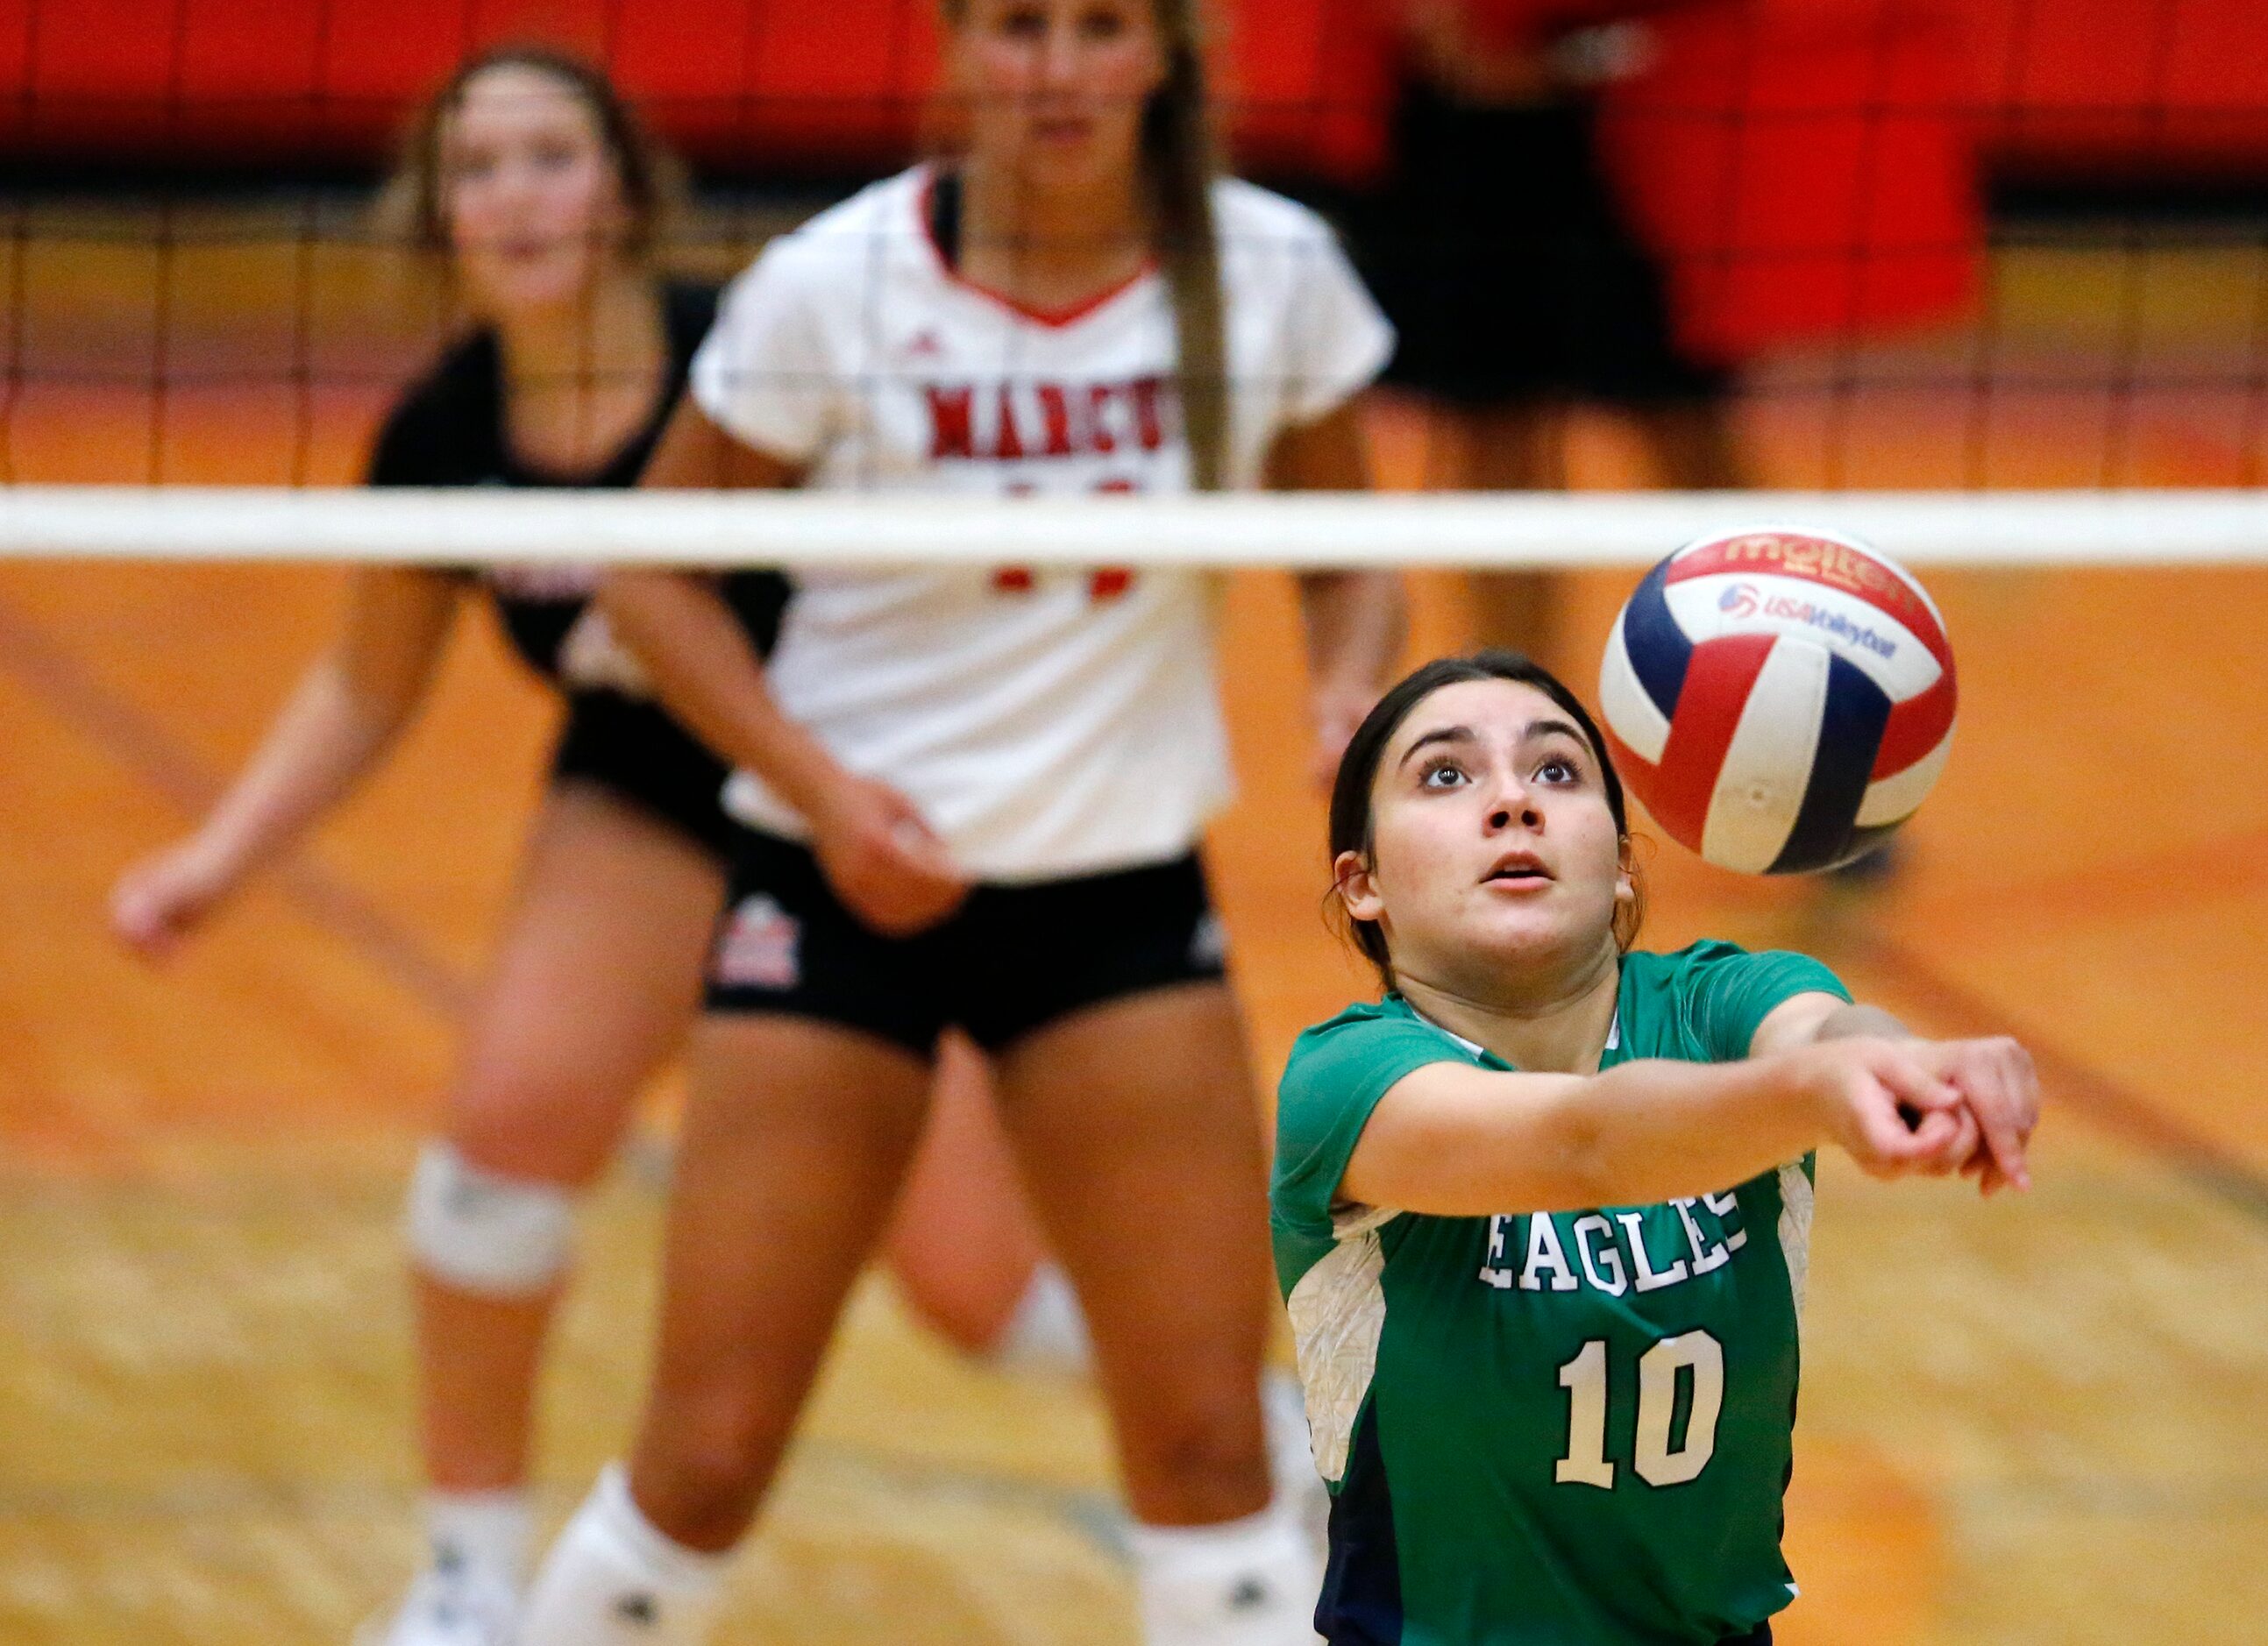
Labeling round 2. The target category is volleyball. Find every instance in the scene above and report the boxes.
[1597,529,1957,874]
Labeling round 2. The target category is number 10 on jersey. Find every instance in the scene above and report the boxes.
[1556,1331,1724,1489]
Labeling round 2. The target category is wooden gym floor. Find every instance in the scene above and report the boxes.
[0,206,2264,1643]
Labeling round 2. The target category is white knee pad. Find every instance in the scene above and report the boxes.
[405,1140,578,1296]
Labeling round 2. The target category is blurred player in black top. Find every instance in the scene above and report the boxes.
[368,275,787,858]
[108,47,1055,1646]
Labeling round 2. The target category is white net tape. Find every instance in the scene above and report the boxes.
[2,486,2265,567]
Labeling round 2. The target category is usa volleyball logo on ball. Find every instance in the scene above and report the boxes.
[1598,529,1956,874]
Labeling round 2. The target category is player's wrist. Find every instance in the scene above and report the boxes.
[801,767,899,855]
[1308,631,1387,688]
[1760,1044,1841,1144]
[1307,673,1376,736]
[177,827,254,893]
[754,727,859,830]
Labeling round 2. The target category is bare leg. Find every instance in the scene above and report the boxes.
[990,984,1325,1646]
[627,1016,934,1550]
[524,988,1313,1646]
[418,784,724,1494]
[992,983,1275,1526]
[880,1029,1048,1355]
[370,784,725,1645]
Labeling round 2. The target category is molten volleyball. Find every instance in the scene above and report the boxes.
[1598,529,1956,874]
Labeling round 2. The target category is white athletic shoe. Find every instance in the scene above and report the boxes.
[352,1562,519,1646]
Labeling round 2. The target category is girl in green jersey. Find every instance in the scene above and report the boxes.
[1272,651,2037,1646]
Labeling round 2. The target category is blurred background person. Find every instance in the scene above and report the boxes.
[1353,0,1747,670]
[1351,0,1979,667]
[106,46,1063,1646]
[509,0,1404,1640]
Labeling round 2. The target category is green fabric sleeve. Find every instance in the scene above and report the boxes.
[1272,1013,1470,1240]
[1681,941,1852,1063]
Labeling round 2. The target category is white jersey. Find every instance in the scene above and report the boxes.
[690,166,1392,881]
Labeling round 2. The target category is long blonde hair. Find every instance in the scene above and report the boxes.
[940,0,1228,491]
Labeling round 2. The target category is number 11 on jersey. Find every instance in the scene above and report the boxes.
[1556,1331,1725,1489]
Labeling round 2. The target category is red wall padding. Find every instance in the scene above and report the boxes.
[0,0,1397,181]
[1968,0,2268,180]
[1596,0,1981,364]
[2,0,2260,182]
[0,0,2254,366]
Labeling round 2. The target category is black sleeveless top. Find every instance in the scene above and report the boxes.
[366,281,786,684]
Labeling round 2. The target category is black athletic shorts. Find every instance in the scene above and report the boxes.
[704,827,1230,1054]
[549,689,737,864]
[1351,84,1730,408]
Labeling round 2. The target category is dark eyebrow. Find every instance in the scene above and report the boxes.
[1522,718,1589,749]
[1396,725,1475,770]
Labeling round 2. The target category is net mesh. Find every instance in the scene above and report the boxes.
[0,0,2264,556]
[4,16,2267,1645]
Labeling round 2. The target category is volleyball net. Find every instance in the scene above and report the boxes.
[2,0,2264,568]
[3,488,2265,569]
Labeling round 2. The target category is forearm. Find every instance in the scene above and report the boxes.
[1544,1055,1821,1210]
[189,662,406,882]
[1347,1054,1820,1217]
[169,566,451,886]
[1812,1003,1909,1041]
[1297,570,1405,697]
[1269,401,1402,714]
[599,570,846,818]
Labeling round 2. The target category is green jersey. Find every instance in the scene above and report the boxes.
[1271,941,1849,1646]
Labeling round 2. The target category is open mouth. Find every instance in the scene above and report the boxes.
[1482,855,1553,886]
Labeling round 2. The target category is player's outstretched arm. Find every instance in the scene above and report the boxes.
[1338,1032,2002,1219]
[110,567,459,959]
[1751,993,2038,1194]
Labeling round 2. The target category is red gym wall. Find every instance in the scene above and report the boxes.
[0,0,2257,367]
[0,0,1399,181]
[2,0,2263,186]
